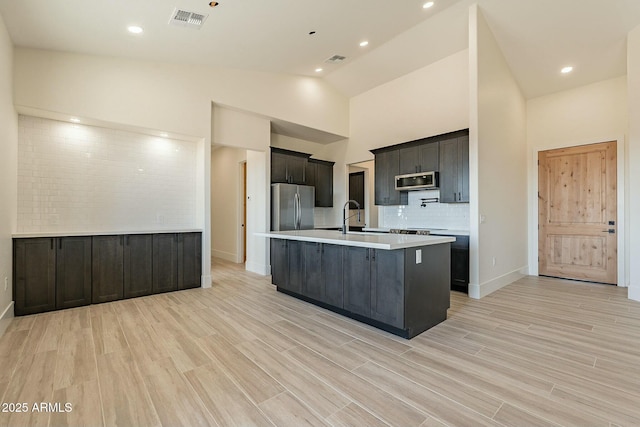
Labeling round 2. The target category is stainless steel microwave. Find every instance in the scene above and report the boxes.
[395,171,438,191]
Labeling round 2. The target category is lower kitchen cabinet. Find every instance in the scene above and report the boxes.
[301,242,344,307]
[92,235,124,303]
[450,235,470,293]
[370,249,404,328]
[178,232,202,290]
[153,233,178,294]
[13,238,56,316]
[13,231,202,316]
[270,238,451,338]
[123,234,153,298]
[343,247,372,317]
[56,236,92,309]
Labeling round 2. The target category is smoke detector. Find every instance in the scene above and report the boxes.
[325,55,347,64]
[169,8,208,29]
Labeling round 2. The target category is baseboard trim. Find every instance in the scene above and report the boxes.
[212,249,238,263]
[201,275,212,289]
[0,301,15,338]
[628,286,640,302]
[468,267,526,299]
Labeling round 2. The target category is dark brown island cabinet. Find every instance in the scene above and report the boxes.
[270,238,451,339]
[13,231,202,316]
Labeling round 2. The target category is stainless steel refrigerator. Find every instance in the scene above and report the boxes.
[271,183,315,231]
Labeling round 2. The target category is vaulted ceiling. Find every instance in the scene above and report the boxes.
[1,0,639,99]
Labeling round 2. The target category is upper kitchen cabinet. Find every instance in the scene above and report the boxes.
[371,148,408,206]
[271,147,311,185]
[398,141,439,175]
[439,135,469,203]
[307,158,334,207]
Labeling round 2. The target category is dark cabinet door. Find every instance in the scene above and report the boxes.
[439,136,469,203]
[438,137,459,203]
[450,235,470,292]
[370,249,405,328]
[419,141,439,172]
[305,161,316,188]
[56,236,92,309]
[92,235,124,303]
[322,244,343,308]
[178,232,202,290]
[349,172,365,207]
[13,238,56,316]
[399,146,420,175]
[270,239,288,288]
[271,152,289,183]
[374,149,406,206]
[302,242,323,301]
[458,136,470,203]
[123,234,153,298]
[153,233,178,294]
[287,240,303,294]
[286,156,307,184]
[314,161,334,207]
[343,247,371,317]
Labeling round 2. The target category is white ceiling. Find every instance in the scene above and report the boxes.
[1,0,639,99]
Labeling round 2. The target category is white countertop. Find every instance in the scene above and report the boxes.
[362,227,470,236]
[256,229,455,250]
[13,229,203,238]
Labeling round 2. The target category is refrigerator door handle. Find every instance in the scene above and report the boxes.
[294,192,300,229]
[296,193,302,230]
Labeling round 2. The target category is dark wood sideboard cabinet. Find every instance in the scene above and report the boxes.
[13,231,202,316]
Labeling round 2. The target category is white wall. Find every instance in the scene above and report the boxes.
[348,49,470,165]
[211,146,247,262]
[14,49,349,141]
[526,76,628,286]
[17,116,198,233]
[0,13,17,335]
[469,5,528,298]
[379,191,470,230]
[245,150,270,275]
[628,25,640,301]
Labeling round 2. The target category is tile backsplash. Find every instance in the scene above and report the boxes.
[17,115,197,233]
[379,190,469,230]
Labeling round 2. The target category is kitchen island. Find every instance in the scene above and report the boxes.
[257,230,455,339]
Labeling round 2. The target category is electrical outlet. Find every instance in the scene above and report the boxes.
[3,276,7,291]
[492,257,496,267]
[416,249,422,264]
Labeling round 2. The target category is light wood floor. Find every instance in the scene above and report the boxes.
[1,259,640,427]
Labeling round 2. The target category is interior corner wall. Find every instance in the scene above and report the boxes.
[0,13,17,334]
[526,76,628,285]
[211,146,247,263]
[348,49,470,165]
[245,150,270,275]
[628,25,640,301]
[470,5,528,298]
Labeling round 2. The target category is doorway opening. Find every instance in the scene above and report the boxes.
[538,141,617,285]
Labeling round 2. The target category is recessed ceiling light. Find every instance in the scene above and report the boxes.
[127,26,143,34]
[359,41,369,47]
[315,68,323,73]
[423,2,435,9]
[70,117,80,123]
[561,66,573,74]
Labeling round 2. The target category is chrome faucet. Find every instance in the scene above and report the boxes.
[342,200,361,234]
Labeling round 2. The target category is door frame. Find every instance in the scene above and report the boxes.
[529,135,627,287]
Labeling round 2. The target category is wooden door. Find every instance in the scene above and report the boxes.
[538,141,617,284]
[152,233,178,294]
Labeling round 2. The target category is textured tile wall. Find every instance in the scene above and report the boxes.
[17,116,197,233]
[379,189,470,230]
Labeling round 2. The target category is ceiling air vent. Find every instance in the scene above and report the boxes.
[325,55,346,64]
[169,8,208,29]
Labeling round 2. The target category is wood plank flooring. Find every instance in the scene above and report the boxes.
[1,258,640,426]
